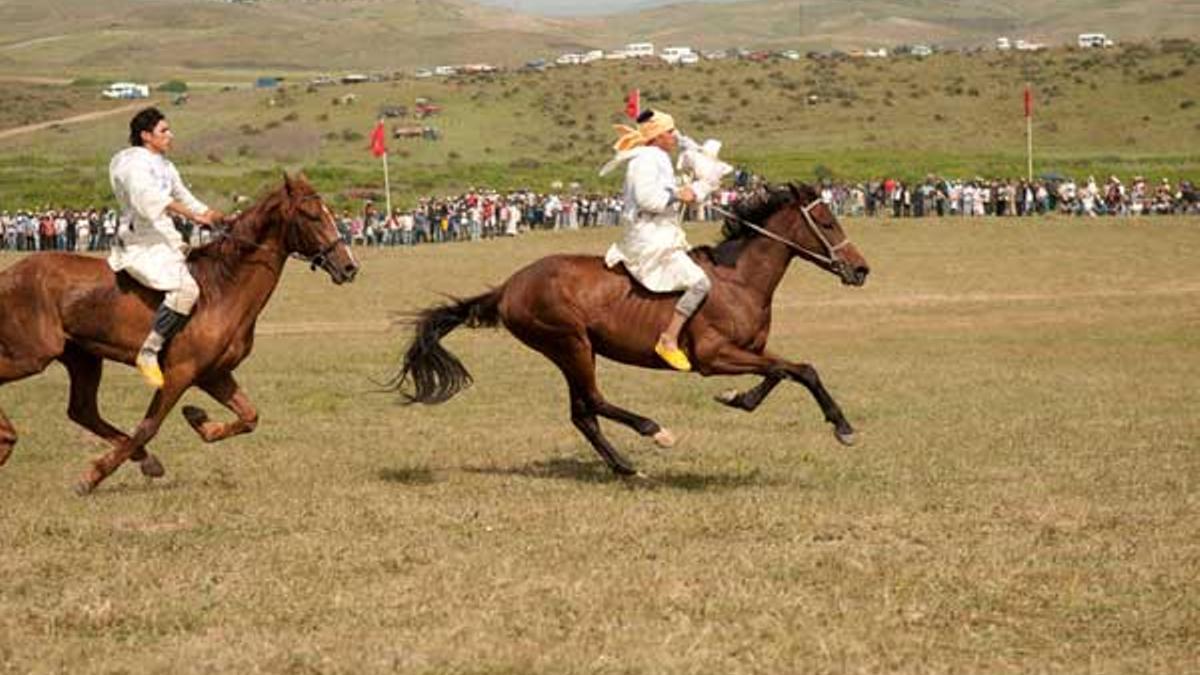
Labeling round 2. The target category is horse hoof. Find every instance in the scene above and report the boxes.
[652,428,677,448]
[834,427,857,446]
[140,455,166,478]
[73,480,95,496]
[0,446,12,467]
[182,405,208,427]
[714,389,739,406]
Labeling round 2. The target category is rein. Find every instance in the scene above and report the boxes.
[708,200,852,269]
[209,194,340,273]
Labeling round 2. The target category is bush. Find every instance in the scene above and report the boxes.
[158,80,188,93]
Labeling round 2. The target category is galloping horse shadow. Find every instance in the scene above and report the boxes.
[391,183,870,476]
[0,174,359,493]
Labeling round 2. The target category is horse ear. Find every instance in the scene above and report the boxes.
[788,182,802,202]
[283,171,294,196]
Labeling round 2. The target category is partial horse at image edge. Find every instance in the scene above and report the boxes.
[391,182,870,476]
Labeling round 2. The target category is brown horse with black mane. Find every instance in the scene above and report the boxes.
[0,174,358,493]
[392,182,869,476]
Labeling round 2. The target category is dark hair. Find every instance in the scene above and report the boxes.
[129,107,166,146]
[636,109,655,124]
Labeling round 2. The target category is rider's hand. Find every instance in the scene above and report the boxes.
[193,209,221,227]
[676,186,697,204]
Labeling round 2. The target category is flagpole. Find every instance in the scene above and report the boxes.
[1025,83,1033,182]
[382,151,392,218]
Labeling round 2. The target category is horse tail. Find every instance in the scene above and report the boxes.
[388,288,503,404]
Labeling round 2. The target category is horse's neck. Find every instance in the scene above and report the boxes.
[733,233,793,300]
[211,220,289,322]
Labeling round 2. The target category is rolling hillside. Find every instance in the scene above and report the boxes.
[1,40,1197,208]
[0,0,1196,80]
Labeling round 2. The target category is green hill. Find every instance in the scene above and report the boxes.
[0,0,1197,81]
[1,40,1198,208]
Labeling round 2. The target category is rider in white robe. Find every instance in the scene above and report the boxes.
[601,110,729,372]
[109,107,220,388]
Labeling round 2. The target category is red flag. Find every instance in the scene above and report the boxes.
[369,119,387,157]
[624,88,640,120]
[1023,84,1033,119]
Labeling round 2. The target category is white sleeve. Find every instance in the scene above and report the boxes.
[168,162,208,216]
[630,154,674,214]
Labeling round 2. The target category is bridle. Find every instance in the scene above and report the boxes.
[708,195,854,270]
[288,195,345,272]
[208,190,347,274]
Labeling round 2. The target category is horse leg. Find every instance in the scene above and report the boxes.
[714,373,784,412]
[547,337,640,476]
[75,381,189,495]
[709,347,856,446]
[59,343,165,478]
[0,409,15,467]
[0,349,60,468]
[592,399,677,449]
[180,372,258,443]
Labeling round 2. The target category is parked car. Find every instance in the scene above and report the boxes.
[413,68,433,79]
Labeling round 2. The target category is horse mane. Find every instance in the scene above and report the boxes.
[693,184,805,267]
[186,182,291,294]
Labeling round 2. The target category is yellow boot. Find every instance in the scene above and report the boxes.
[135,350,164,389]
[654,339,692,372]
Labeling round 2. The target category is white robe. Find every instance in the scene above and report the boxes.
[107,146,206,291]
[604,146,707,293]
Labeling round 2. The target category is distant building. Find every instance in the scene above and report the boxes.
[996,37,1012,50]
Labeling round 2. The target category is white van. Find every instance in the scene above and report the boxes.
[623,42,655,58]
[101,82,149,99]
[660,46,694,64]
[1078,33,1113,48]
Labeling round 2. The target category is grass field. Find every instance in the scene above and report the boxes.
[1,217,1197,672]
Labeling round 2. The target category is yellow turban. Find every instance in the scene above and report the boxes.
[612,110,676,152]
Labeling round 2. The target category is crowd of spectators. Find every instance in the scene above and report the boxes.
[821,175,1199,219]
[3,174,1196,253]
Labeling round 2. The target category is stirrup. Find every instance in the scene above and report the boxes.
[135,352,164,389]
[654,341,692,372]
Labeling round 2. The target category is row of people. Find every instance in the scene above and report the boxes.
[829,176,1199,218]
[5,174,1197,253]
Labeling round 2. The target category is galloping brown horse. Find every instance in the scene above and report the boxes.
[0,174,358,493]
[392,183,870,476]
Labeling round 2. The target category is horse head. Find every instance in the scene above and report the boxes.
[774,182,869,286]
[277,173,359,284]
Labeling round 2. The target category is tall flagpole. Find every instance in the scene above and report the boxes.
[382,149,392,218]
[1025,83,1033,182]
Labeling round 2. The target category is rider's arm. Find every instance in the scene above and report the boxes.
[165,163,219,226]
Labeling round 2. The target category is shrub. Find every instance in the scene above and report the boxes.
[158,80,188,93]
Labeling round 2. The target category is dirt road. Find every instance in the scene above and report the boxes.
[0,101,154,140]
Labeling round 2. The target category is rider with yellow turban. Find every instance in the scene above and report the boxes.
[601,109,717,371]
